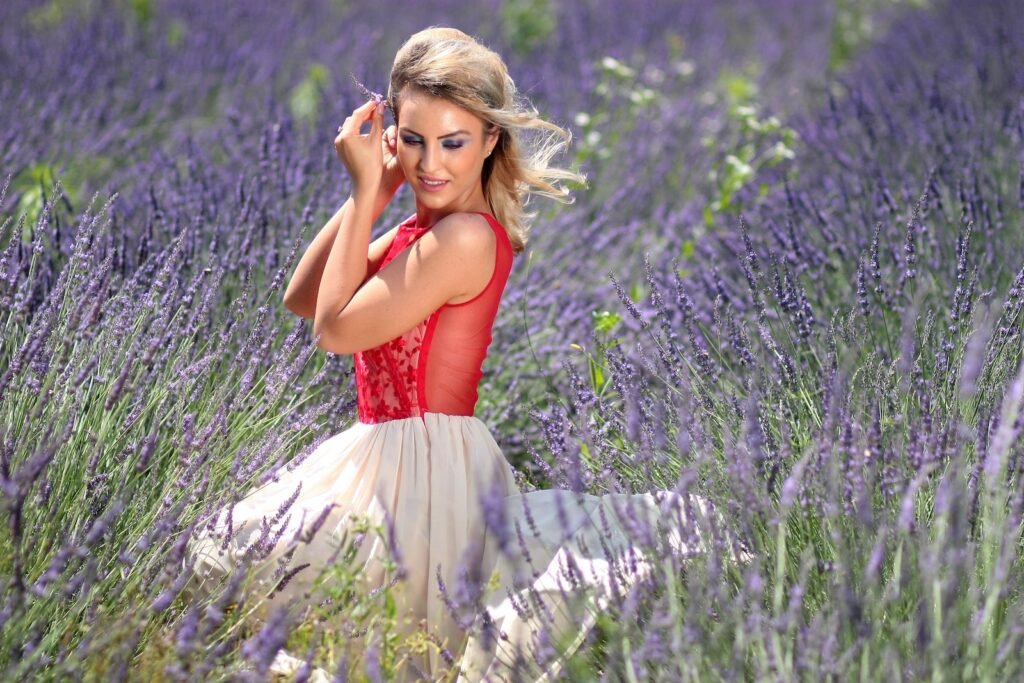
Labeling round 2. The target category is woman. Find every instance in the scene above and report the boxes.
[186,27,730,682]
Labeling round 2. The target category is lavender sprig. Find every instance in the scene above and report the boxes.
[351,73,388,108]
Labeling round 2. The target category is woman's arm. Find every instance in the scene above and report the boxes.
[314,212,496,355]
[282,183,400,320]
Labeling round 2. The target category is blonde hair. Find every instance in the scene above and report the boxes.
[387,27,586,254]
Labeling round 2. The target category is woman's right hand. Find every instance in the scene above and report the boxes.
[336,100,386,198]
[380,124,406,196]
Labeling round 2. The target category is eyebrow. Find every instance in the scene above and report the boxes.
[399,127,472,139]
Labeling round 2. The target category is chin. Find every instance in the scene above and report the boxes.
[416,190,452,204]
[414,192,441,204]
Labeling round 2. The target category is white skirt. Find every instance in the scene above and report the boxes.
[184,412,726,681]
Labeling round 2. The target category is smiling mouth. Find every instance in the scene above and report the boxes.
[420,176,448,186]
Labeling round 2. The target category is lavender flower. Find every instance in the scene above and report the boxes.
[351,73,388,108]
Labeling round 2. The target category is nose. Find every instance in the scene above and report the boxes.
[418,142,441,175]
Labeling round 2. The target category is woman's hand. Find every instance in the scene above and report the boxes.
[335,100,386,199]
[380,124,406,196]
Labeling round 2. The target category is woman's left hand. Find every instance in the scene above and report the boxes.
[335,99,386,199]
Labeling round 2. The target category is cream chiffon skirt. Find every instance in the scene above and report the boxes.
[184,412,726,681]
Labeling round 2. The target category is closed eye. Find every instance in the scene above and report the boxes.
[401,137,465,150]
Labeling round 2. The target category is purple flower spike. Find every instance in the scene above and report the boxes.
[351,74,388,108]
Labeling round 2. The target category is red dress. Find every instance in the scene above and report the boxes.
[185,212,726,682]
[353,211,514,424]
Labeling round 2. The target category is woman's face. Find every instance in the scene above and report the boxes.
[395,86,498,215]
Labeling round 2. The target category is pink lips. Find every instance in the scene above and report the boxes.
[419,176,448,193]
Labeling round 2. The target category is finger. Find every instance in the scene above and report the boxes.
[355,99,376,114]
[338,113,358,136]
[370,102,384,136]
[355,99,378,125]
[338,101,375,136]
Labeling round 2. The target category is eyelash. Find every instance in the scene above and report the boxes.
[401,137,464,150]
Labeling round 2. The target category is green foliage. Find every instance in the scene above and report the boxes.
[125,0,155,29]
[289,63,331,131]
[27,0,157,31]
[702,68,799,230]
[25,0,89,29]
[9,156,114,235]
[569,50,695,231]
[829,0,931,73]
[591,309,621,338]
[568,310,622,401]
[573,56,661,168]
[679,238,696,273]
[718,68,759,104]
[166,19,187,47]
[276,514,415,680]
[12,165,62,238]
[500,0,557,57]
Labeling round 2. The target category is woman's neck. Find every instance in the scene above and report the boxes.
[414,186,491,227]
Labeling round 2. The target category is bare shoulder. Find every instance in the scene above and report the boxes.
[429,212,496,255]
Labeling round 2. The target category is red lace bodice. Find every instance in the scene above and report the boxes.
[353,211,514,423]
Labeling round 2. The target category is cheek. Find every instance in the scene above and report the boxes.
[396,147,415,166]
[452,152,478,175]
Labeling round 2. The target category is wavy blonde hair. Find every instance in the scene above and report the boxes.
[387,27,586,254]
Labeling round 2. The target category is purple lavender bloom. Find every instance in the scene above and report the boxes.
[240,605,290,675]
[351,73,388,108]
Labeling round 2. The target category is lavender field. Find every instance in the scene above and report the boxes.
[3,0,1024,680]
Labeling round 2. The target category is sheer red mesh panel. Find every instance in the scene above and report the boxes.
[353,212,513,423]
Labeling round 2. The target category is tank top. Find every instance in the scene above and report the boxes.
[352,211,514,423]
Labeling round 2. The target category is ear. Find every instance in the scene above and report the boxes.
[485,127,500,156]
